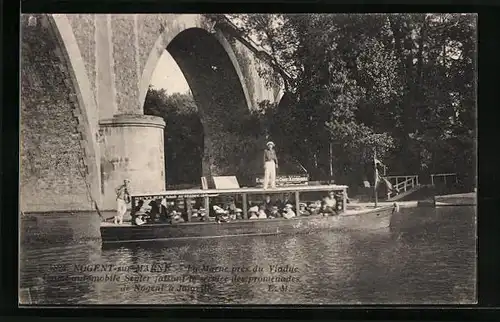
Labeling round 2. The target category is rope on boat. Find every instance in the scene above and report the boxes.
[76,155,103,220]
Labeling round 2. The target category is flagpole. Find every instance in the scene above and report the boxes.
[373,148,378,207]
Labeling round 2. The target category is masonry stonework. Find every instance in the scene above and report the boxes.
[20,18,92,212]
[66,14,96,96]
[99,115,166,210]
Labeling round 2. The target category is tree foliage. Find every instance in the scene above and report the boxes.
[227,13,476,189]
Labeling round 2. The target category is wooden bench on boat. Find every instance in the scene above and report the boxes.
[100,185,397,245]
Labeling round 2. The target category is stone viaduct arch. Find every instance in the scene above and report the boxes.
[20,14,285,212]
[139,23,253,113]
[138,17,255,184]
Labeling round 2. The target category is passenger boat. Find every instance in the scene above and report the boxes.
[100,185,397,245]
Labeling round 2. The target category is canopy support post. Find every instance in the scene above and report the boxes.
[242,193,248,219]
[342,188,347,212]
[204,196,209,220]
[295,191,300,216]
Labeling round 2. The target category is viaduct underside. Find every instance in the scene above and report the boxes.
[20,14,284,212]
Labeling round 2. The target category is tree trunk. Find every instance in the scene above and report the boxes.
[389,16,417,172]
[415,15,428,170]
[417,15,427,90]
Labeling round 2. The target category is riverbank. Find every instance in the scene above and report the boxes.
[348,191,476,209]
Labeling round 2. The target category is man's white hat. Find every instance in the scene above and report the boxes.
[266,141,275,147]
[235,208,242,213]
[285,204,293,208]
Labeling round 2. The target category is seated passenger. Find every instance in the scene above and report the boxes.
[174,199,188,221]
[226,198,237,211]
[213,205,229,223]
[208,201,219,219]
[269,206,280,219]
[149,199,162,222]
[199,208,208,221]
[224,201,238,221]
[298,203,310,216]
[262,195,275,216]
[283,204,296,219]
[137,202,153,223]
[248,206,259,219]
[343,190,350,204]
[133,199,144,213]
[234,208,243,220]
[190,209,201,222]
[227,202,241,221]
[258,205,267,219]
[159,198,170,222]
[279,194,294,209]
[220,211,229,222]
[321,191,338,216]
[308,201,321,216]
[170,210,185,224]
[134,214,146,226]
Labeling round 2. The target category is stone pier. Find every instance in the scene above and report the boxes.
[99,115,166,210]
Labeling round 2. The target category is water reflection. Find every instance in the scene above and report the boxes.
[20,206,476,304]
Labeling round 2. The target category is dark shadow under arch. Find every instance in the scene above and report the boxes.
[143,87,204,188]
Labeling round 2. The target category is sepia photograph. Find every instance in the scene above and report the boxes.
[19,13,477,305]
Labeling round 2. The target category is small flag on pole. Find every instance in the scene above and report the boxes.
[374,158,384,167]
[374,158,387,176]
[382,176,393,190]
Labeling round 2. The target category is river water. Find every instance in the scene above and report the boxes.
[19,205,476,305]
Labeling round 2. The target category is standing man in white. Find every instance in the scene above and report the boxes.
[115,179,131,224]
[263,141,278,189]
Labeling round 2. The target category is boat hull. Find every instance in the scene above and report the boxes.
[100,206,395,245]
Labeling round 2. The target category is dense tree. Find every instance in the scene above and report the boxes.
[227,13,476,190]
[145,14,476,191]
